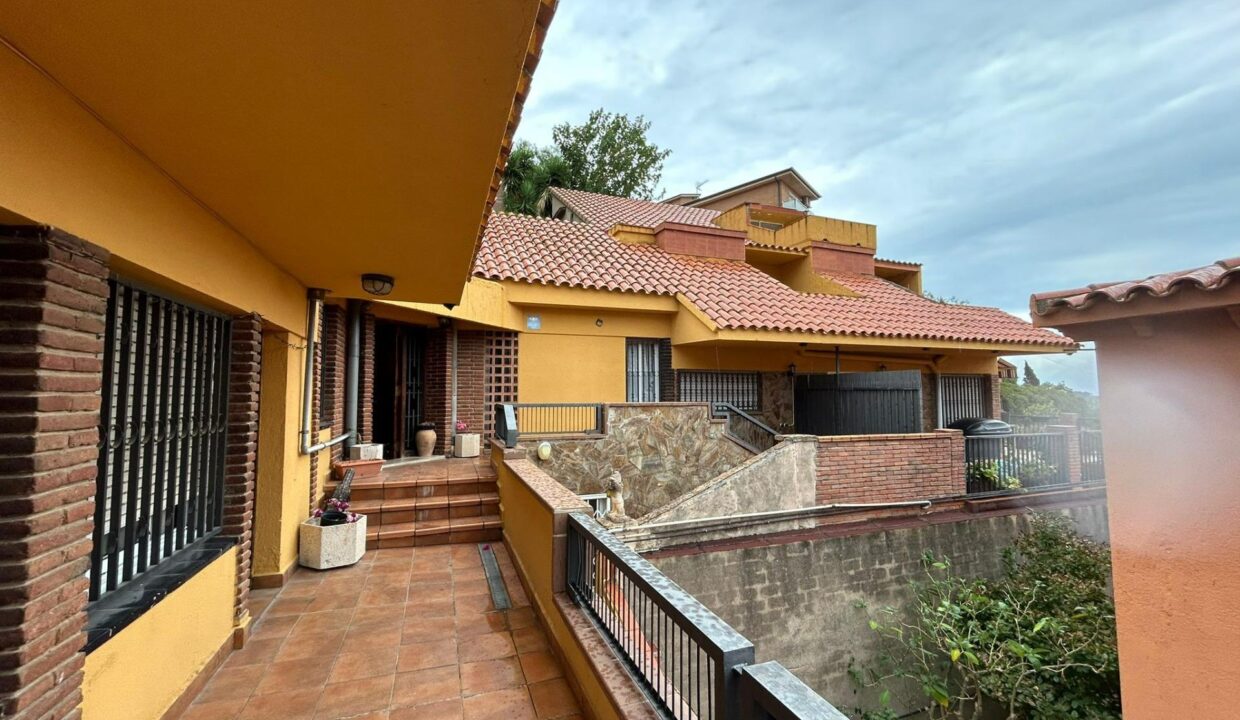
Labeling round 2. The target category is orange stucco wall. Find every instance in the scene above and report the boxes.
[1090,307,1240,718]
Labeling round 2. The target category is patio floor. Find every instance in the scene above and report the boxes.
[178,543,582,720]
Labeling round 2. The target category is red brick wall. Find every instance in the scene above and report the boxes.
[223,314,262,623]
[809,241,875,275]
[360,309,374,444]
[989,373,1003,419]
[423,328,451,455]
[321,304,346,462]
[308,306,323,510]
[655,222,746,260]
[0,226,109,720]
[815,430,965,505]
[456,331,486,442]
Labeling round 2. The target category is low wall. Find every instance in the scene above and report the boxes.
[816,430,964,505]
[647,500,1110,716]
[517,403,751,517]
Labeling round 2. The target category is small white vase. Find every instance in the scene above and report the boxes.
[299,514,367,570]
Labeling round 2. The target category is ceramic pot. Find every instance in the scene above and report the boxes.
[414,427,437,457]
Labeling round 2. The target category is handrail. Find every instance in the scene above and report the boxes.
[738,663,849,720]
[714,403,778,454]
[567,512,754,718]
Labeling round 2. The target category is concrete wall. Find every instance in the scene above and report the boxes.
[1086,305,1240,720]
[518,403,752,517]
[648,503,1110,714]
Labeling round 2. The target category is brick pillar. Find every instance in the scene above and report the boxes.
[423,328,452,455]
[308,305,323,510]
[988,373,1003,419]
[1050,414,1082,484]
[0,226,109,720]
[223,314,262,636]
[457,331,486,439]
[359,310,375,444]
[321,305,346,464]
[921,371,939,430]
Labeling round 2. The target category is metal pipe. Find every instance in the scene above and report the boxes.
[300,289,352,455]
[343,299,362,451]
[450,322,458,437]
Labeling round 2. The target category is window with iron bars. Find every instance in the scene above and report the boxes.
[90,280,231,604]
[677,370,762,411]
[625,338,661,402]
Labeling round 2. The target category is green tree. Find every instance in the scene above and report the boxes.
[499,141,570,216]
[1000,380,1098,423]
[1022,362,1041,386]
[551,108,671,199]
[851,515,1119,720]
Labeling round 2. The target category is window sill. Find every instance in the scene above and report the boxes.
[85,534,236,654]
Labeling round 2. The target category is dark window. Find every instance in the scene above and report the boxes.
[91,280,231,604]
[625,339,661,402]
[939,374,989,426]
[677,370,761,411]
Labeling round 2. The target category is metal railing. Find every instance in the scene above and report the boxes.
[1080,429,1105,482]
[714,403,778,454]
[965,432,1069,494]
[492,403,605,447]
[567,512,755,719]
[738,663,850,720]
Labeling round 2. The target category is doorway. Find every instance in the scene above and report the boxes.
[373,322,427,459]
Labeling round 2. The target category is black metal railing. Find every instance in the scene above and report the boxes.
[492,403,605,447]
[965,432,1069,494]
[738,663,850,720]
[91,281,230,601]
[679,371,762,412]
[714,403,778,454]
[567,513,755,719]
[1080,429,1105,482]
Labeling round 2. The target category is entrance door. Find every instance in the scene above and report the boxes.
[795,370,923,435]
[372,322,426,459]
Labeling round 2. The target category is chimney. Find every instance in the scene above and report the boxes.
[654,222,747,261]
[809,240,875,275]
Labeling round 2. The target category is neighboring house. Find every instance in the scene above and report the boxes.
[1032,257,1240,720]
[676,167,822,212]
[377,181,1072,445]
[997,357,1018,380]
[0,5,552,719]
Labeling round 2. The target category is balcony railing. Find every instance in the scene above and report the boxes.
[1080,429,1105,482]
[566,512,846,719]
[965,432,1069,494]
[713,403,778,454]
[493,403,605,447]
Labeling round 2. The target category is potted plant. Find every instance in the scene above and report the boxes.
[299,498,367,570]
[414,421,437,457]
[454,419,480,458]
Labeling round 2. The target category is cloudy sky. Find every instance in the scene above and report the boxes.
[516,0,1240,393]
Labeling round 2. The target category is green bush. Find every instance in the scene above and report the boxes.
[851,514,1119,720]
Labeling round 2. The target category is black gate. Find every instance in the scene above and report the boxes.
[795,370,922,436]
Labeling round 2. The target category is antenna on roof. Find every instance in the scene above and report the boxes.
[694,179,708,192]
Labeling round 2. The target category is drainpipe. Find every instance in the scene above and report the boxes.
[343,299,362,452]
[449,322,458,439]
[300,289,352,455]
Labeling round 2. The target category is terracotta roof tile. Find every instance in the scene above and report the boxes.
[1032,257,1240,314]
[474,211,1072,347]
[552,187,722,229]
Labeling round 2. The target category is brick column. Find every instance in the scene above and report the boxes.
[456,331,486,440]
[0,226,109,720]
[308,305,323,510]
[423,328,452,455]
[988,373,1003,419]
[321,305,346,464]
[359,310,375,444]
[1049,414,1082,484]
[223,314,262,638]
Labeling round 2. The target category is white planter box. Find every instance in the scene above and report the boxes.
[454,433,481,458]
[349,443,384,461]
[299,514,367,570]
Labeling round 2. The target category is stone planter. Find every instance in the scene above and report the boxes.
[299,514,367,570]
[454,432,481,458]
[414,426,437,457]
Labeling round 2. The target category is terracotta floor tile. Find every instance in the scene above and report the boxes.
[304,591,362,613]
[505,607,535,631]
[454,591,497,616]
[195,668,264,703]
[407,595,455,618]
[332,646,400,682]
[391,665,462,708]
[460,657,524,697]
[238,688,320,719]
[458,632,516,663]
[453,578,490,596]
[397,638,458,673]
[462,688,537,720]
[402,615,457,645]
[224,636,284,667]
[179,697,247,719]
[456,611,508,638]
[527,679,579,719]
[512,626,549,654]
[276,630,347,662]
[250,613,299,640]
[344,622,404,647]
[314,675,395,719]
[255,656,336,696]
[410,570,454,585]
[267,596,315,616]
[389,699,462,720]
[517,652,563,684]
[352,603,406,626]
[360,583,410,607]
[292,610,355,636]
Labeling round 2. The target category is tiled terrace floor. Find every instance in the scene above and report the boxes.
[179,543,582,720]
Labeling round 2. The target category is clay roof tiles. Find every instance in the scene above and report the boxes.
[474,198,1073,348]
[552,187,722,229]
[1032,257,1240,314]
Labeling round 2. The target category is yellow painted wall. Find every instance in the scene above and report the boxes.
[674,344,998,375]
[0,48,307,331]
[82,548,236,720]
[252,331,315,579]
[518,333,627,404]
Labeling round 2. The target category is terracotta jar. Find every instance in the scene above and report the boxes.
[414,423,437,457]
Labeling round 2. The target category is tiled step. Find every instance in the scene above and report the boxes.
[348,492,499,527]
[365,514,502,549]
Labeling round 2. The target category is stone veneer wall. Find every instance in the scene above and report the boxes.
[759,372,794,432]
[517,403,752,517]
[648,502,1110,717]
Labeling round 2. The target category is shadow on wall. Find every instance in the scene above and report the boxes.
[517,404,752,516]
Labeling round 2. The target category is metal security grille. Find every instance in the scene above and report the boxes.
[677,371,761,411]
[795,370,923,435]
[91,281,231,601]
[625,339,660,402]
[940,374,989,426]
[483,331,519,440]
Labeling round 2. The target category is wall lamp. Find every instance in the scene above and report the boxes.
[361,273,395,296]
